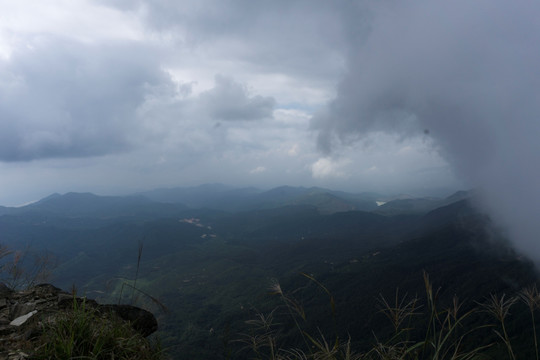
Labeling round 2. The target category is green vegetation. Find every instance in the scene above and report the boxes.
[35,299,162,360]
[1,189,538,359]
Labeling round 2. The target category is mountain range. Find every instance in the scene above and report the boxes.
[0,184,535,359]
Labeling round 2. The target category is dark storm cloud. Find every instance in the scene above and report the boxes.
[199,75,275,121]
[313,0,540,258]
[0,37,176,161]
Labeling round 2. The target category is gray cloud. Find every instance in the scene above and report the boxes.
[313,0,540,258]
[199,75,275,121]
[134,74,278,161]
[0,37,175,161]
[101,0,346,81]
[0,1,467,206]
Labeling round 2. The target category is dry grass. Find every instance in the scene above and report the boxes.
[239,272,539,360]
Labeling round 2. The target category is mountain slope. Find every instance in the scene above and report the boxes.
[374,190,473,215]
[0,186,531,359]
[4,192,189,219]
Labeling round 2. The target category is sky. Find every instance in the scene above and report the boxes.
[0,0,462,206]
[0,1,539,257]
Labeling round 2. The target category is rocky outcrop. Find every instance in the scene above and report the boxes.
[0,283,157,359]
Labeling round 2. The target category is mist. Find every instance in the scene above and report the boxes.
[313,0,540,260]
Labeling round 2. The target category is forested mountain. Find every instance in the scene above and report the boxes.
[0,186,536,359]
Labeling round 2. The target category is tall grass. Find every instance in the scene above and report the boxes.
[115,240,167,313]
[238,272,540,360]
[0,243,56,290]
[34,297,162,360]
[518,285,540,360]
[481,293,518,360]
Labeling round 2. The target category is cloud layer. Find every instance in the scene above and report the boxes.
[199,75,275,121]
[313,0,540,258]
[0,0,462,207]
[0,37,173,161]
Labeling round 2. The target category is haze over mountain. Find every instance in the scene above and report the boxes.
[0,184,455,217]
[138,184,388,213]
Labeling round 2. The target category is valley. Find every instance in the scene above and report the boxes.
[0,185,537,359]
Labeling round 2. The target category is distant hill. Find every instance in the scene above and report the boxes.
[140,184,381,214]
[0,185,472,221]
[374,190,472,215]
[139,184,261,211]
[248,186,380,213]
[0,205,10,216]
[0,185,471,220]
[7,192,189,219]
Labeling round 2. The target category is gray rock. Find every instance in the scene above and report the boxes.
[10,311,38,326]
[99,304,158,337]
